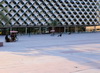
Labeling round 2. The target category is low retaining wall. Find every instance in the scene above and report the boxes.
[0,42,3,47]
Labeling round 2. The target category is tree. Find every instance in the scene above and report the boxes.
[49,19,60,31]
[0,1,10,35]
[0,1,10,27]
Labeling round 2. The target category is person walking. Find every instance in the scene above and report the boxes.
[58,33,62,37]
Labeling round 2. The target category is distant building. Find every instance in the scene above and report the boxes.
[0,0,100,34]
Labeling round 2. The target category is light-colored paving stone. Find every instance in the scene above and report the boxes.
[74,69,100,73]
[0,33,100,73]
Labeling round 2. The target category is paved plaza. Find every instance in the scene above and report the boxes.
[0,33,100,73]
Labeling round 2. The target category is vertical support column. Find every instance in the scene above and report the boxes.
[75,26,78,33]
[64,26,66,33]
[9,27,12,35]
[25,27,27,34]
[10,27,12,31]
[67,26,69,33]
[39,27,41,34]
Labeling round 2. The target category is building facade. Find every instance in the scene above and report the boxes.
[0,0,100,34]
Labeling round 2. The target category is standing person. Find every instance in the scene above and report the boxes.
[10,33,16,41]
[68,32,71,35]
[50,30,55,36]
[5,35,10,42]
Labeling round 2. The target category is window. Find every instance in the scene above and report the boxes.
[70,15,74,18]
[81,15,85,18]
[67,11,72,14]
[65,1,69,3]
[87,2,90,5]
[73,12,77,14]
[70,1,74,4]
[76,8,80,11]
[84,5,87,8]
[70,8,74,11]
[94,6,97,8]
[82,22,85,25]
[76,1,80,4]
[79,19,82,21]
[65,15,68,18]
[81,9,85,11]
[87,15,90,18]
[94,12,97,15]
[68,4,72,7]
[76,22,79,25]
[71,22,74,25]
[94,19,97,21]
[73,19,77,21]
[73,4,77,7]
[89,19,92,21]
[81,2,85,5]
[89,12,92,15]
[79,5,82,8]
[79,12,82,15]
[94,0,97,2]
[89,6,92,8]
[87,22,90,25]
[84,12,87,15]
[68,19,71,21]
[92,2,95,5]
[84,0,88,1]
[91,9,95,11]
[84,19,87,21]
[92,15,95,18]
[76,15,80,18]
[87,9,90,11]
